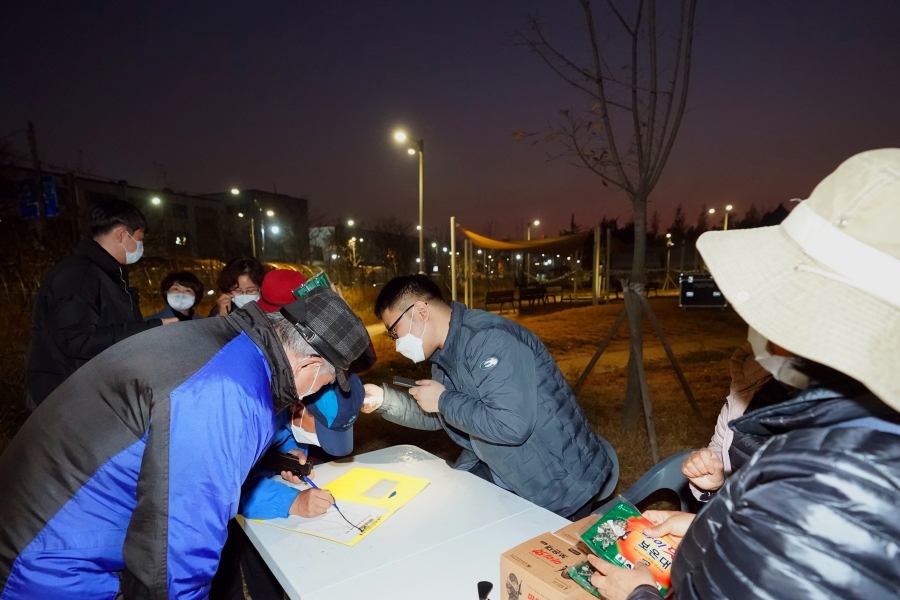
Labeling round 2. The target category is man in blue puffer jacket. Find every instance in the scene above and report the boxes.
[362,275,613,519]
[0,288,370,600]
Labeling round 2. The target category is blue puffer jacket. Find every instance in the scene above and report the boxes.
[0,304,299,600]
[378,302,612,516]
[239,375,365,520]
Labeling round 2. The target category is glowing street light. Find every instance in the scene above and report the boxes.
[266,210,275,217]
[347,219,355,226]
[709,204,735,230]
[237,212,244,218]
[230,188,239,195]
[151,197,161,205]
[270,225,280,234]
[393,128,425,272]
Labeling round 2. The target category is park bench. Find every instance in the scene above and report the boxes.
[545,285,563,303]
[518,286,547,308]
[484,290,517,314]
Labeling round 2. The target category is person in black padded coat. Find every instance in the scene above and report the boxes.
[590,149,900,600]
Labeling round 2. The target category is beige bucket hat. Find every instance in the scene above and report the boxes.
[697,148,900,410]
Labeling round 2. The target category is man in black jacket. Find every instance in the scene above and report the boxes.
[25,200,177,408]
[588,149,900,600]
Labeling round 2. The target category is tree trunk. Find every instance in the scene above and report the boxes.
[622,193,648,430]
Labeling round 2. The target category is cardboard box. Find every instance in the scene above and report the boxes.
[499,533,597,600]
[552,515,599,552]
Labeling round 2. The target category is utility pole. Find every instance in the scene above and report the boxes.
[27,121,48,240]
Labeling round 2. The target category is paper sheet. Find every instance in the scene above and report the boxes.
[252,467,430,546]
[262,501,389,544]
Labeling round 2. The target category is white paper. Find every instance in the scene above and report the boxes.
[262,501,389,544]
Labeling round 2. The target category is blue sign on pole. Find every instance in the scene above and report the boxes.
[16,175,59,219]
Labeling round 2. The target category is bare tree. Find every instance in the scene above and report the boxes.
[520,0,698,429]
[370,217,415,278]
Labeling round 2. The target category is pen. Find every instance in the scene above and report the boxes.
[301,475,363,532]
[300,475,339,511]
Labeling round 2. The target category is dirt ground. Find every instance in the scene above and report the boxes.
[351,295,749,498]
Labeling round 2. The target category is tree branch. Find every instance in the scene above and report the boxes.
[580,0,635,196]
[629,0,646,180]
[649,0,697,190]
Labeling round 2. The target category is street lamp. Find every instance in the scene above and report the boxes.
[270,225,280,234]
[393,129,425,273]
[231,188,239,195]
[708,204,734,230]
[526,220,540,281]
[151,197,161,205]
[662,233,677,290]
[347,219,355,226]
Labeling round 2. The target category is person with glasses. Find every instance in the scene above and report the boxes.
[210,256,267,317]
[362,274,614,520]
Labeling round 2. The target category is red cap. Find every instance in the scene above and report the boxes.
[258,269,308,312]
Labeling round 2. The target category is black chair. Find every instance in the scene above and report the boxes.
[593,449,699,515]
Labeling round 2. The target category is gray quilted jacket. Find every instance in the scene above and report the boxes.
[378,302,612,516]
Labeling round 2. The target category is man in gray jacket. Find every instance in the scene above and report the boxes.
[362,275,613,518]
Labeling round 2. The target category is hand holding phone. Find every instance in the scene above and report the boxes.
[392,376,418,389]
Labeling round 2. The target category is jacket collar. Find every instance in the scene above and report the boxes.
[430,301,466,372]
[730,384,900,438]
[76,239,125,285]
[226,302,299,414]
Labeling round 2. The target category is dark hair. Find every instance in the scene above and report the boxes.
[87,200,149,237]
[217,256,266,293]
[374,274,446,319]
[160,271,204,304]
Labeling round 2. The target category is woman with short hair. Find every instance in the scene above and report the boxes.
[145,271,204,321]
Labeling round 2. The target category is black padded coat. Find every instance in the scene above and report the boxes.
[25,239,160,407]
[628,384,900,599]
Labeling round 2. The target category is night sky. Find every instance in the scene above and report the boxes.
[2,1,898,240]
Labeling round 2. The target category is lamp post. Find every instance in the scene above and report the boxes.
[708,204,734,231]
[232,190,275,259]
[526,220,540,281]
[394,130,425,273]
[662,233,677,290]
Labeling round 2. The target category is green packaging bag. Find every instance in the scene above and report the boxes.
[578,501,679,596]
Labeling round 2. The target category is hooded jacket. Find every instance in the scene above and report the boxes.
[377,302,612,517]
[627,384,900,600]
[0,303,299,600]
[26,239,161,407]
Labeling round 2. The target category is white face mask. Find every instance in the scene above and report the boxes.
[167,293,195,311]
[121,232,144,265]
[232,293,260,308]
[747,326,809,390]
[395,310,427,363]
[290,406,321,447]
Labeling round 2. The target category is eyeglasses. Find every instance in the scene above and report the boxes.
[231,286,259,295]
[386,304,415,340]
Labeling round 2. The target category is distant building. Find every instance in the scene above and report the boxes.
[204,189,309,263]
[0,164,309,262]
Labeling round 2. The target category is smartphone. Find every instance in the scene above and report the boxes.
[259,450,312,477]
[392,376,419,388]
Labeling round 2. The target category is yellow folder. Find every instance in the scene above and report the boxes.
[253,467,430,546]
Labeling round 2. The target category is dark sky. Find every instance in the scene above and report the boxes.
[2,1,899,240]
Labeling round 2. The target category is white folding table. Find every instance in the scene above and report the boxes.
[240,444,569,599]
